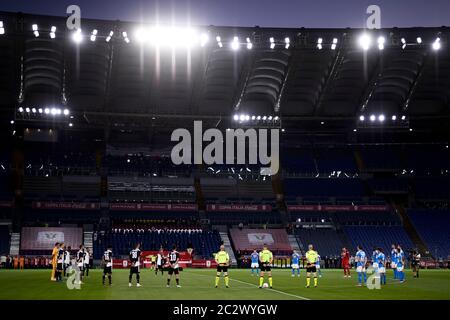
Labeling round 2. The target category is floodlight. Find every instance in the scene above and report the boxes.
[317,38,323,49]
[239,114,245,121]
[31,108,36,113]
[432,38,441,50]
[416,37,422,44]
[377,36,385,50]
[25,107,30,113]
[231,36,239,50]
[359,115,365,121]
[32,24,39,37]
[90,29,98,42]
[370,114,376,122]
[44,108,50,114]
[72,29,83,43]
[378,114,385,122]
[50,26,56,39]
[285,37,290,49]
[269,37,275,49]
[63,109,70,116]
[233,114,239,121]
[392,115,397,121]
[331,39,337,50]
[18,107,24,113]
[106,31,113,42]
[359,33,372,50]
[246,37,253,50]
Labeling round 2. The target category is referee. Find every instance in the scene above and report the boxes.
[305,244,319,288]
[259,244,273,289]
[215,245,230,288]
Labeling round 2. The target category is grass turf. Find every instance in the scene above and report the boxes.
[0,268,449,300]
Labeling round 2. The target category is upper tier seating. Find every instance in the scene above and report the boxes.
[294,227,344,257]
[343,226,414,255]
[94,229,221,259]
[408,209,450,258]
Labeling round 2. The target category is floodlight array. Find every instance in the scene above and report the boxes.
[232,114,280,123]
[16,106,70,119]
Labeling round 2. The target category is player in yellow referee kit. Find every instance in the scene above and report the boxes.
[305,244,319,288]
[215,245,230,288]
[259,244,273,288]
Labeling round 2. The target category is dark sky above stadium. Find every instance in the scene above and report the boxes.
[1,0,449,28]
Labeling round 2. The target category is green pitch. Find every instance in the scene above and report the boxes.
[0,268,449,300]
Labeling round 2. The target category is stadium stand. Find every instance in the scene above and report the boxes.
[207,211,281,225]
[93,229,221,259]
[408,209,450,259]
[343,226,414,254]
[294,227,345,257]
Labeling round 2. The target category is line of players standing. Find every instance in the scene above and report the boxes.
[248,243,410,288]
[102,243,182,288]
[52,242,91,283]
[343,244,408,286]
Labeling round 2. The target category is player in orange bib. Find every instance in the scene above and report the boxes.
[51,242,60,281]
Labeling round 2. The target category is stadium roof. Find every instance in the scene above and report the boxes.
[0,12,449,136]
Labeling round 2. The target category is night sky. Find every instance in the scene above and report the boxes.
[0,0,449,28]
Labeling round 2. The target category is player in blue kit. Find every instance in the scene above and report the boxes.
[250,250,260,276]
[396,245,406,283]
[355,246,367,286]
[371,247,379,273]
[390,244,398,279]
[291,250,301,277]
[376,248,386,285]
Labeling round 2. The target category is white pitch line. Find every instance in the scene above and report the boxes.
[229,278,311,300]
[188,270,310,300]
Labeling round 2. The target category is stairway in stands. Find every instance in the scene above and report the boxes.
[9,233,20,256]
[84,231,93,250]
[219,232,237,266]
[392,203,429,256]
[289,234,302,251]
